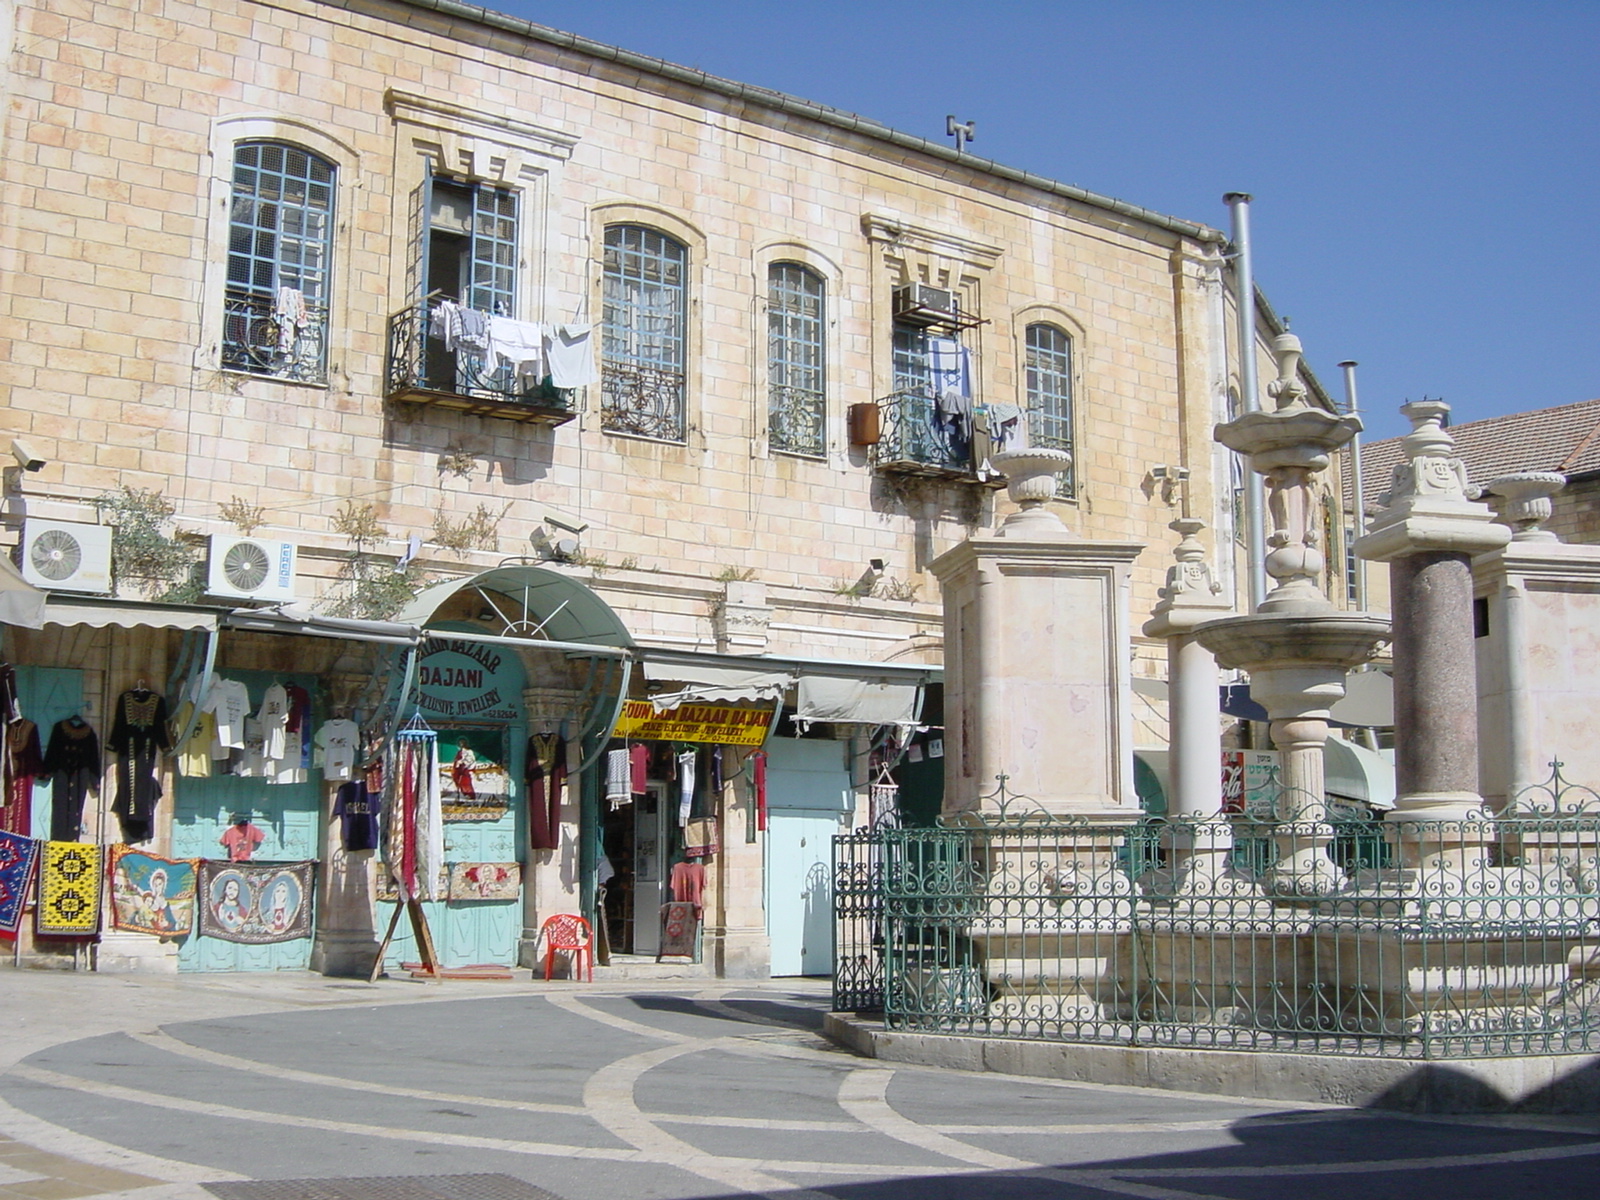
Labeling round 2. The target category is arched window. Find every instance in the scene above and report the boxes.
[767,263,826,457]
[224,141,336,381]
[1024,322,1073,492]
[602,225,687,441]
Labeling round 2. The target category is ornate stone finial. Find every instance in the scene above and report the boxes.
[1486,471,1566,542]
[990,447,1073,538]
[1144,518,1230,637]
[1265,329,1308,411]
[1355,398,1510,564]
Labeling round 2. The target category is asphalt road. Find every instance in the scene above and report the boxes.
[1,972,1598,1200]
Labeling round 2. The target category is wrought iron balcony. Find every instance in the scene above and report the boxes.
[222,290,328,384]
[768,383,826,458]
[601,363,685,442]
[870,389,977,479]
[385,301,576,425]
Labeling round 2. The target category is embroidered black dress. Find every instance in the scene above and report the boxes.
[42,717,99,842]
[108,689,169,844]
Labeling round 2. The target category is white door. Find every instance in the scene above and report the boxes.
[633,783,668,955]
[764,738,853,976]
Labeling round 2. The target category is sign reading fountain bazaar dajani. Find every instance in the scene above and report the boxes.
[612,700,774,746]
[415,637,522,722]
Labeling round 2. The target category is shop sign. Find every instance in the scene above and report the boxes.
[1221,749,1280,816]
[612,699,773,746]
[416,637,521,722]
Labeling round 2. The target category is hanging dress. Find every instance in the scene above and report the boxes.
[42,717,99,842]
[107,689,170,844]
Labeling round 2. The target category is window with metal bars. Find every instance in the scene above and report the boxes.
[224,141,335,382]
[602,225,687,441]
[767,263,826,457]
[1024,322,1075,494]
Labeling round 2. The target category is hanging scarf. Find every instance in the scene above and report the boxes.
[526,733,567,851]
[390,729,441,902]
[605,747,630,810]
[753,751,768,833]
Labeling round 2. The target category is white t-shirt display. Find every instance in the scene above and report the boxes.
[314,719,360,782]
[257,683,290,762]
[202,678,251,754]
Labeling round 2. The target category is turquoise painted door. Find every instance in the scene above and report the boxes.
[15,667,87,840]
[382,727,525,971]
[764,738,853,977]
[172,671,321,972]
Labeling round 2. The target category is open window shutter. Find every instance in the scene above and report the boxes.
[406,173,435,302]
[467,185,518,315]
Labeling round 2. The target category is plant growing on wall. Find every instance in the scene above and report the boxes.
[323,500,427,621]
[217,495,267,535]
[431,502,510,554]
[94,486,200,602]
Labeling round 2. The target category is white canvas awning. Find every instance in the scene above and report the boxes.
[41,596,219,631]
[641,659,795,712]
[795,673,920,732]
[1325,736,1396,810]
[0,556,46,628]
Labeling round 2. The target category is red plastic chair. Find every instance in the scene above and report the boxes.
[539,913,594,982]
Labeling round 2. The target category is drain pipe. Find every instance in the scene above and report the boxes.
[1223,193,1268,611]
[1339,360,1368,612]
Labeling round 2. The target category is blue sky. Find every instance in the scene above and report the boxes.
[491,1,1598,441]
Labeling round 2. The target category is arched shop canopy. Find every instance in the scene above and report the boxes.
[397,565,635,651]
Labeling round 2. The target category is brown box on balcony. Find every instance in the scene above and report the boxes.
[849,402,881,446]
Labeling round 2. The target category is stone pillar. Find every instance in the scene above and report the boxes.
[705,749,770,977]
[931,448,1143,821]
[1141,519,1237,892]
[311,671,381,977]
[518,686,583,969]
[1356,399,1510,822]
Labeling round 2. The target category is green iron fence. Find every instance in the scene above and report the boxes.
[834,767,1600,1058]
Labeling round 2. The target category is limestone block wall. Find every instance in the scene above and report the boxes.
[0,0,1264,638]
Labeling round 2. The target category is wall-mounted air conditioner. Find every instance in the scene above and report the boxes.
[893,283,959,326]
[21,519,113,593]
[207,534,298,601]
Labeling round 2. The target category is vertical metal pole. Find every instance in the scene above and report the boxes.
[1223,193,1268,611]
[1339,360,1367,611]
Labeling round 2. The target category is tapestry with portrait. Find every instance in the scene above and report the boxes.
[109,847,198,937]
[197,859,314,944]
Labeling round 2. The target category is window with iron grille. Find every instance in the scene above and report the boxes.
[602,225,687,441]
[1024,322,1074,494]
[767,263,826,457]
[224,141,335,382]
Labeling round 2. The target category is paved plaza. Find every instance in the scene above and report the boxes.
[1,971,1598,1200]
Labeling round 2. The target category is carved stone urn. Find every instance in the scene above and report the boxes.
[990,447,1073,537]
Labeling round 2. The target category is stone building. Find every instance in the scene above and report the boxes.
[0,0,1348,976]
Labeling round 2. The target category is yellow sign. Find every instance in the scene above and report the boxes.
[611,700,773,746]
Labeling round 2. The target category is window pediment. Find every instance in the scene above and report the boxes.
[387,90,579,184]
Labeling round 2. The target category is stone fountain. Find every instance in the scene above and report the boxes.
[1195,329,1390,898]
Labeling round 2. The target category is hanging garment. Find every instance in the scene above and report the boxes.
[333,778,382,852]
[526,733,568,852]
[108,688,170,844]
[389,730,442,902]
[202,678,251,753]
[605,747,631,810]
[273,286,308,354]
[175,709,215,778]
[3,718,43,835]
[486,315,545,378]
[287,685,314,772]
[219,820,266,862]
[42,717,99,843]
[314,719,360,782]
[256,683,290,763]
[629,742,649,796]
[230,715,268,778]
[0,664,18,725]
[676,750,697,828]
[545,323,598,387]
[453,307,491,353]
[429,299,460,344]
[753,750,768,833]
[668,859,706,917]
[271,724,307,785]
[684,817,719,859]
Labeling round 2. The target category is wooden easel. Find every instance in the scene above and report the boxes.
[369,896,441,983]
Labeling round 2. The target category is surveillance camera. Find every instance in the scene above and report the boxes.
[10,439,44,472]
[543,507,589,535]
[869,558,887,572]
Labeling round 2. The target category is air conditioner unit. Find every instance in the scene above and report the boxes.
[207,534,298,601]
[21,519,113,593]
[893,283,959,325]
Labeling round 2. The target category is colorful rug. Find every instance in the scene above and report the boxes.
[197,860,314,944]
[36,841,102,935]
[109,847,198,937]
[0,831,39,933]
[448,862,520,901]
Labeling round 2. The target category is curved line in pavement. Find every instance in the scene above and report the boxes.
[836,1068,1035,1170]
[0,1091,245,1185]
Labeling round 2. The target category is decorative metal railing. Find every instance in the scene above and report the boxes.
[769,383,826,458]
[222,291,328,383]
[384,301,575,421]
[871,388,974,476]
[835,767,1600,1057]
[601,363,685,441]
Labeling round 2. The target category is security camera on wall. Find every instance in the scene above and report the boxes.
[10,439,44,472]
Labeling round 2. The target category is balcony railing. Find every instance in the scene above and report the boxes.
[222,290,328,384]
[385,301,576,425]
[601,363,685,442]
[769,383,826,458]
[870,389,976,478]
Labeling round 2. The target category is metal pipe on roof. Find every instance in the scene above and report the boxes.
[1223,192,1268,611]
[1339,360,1368,611]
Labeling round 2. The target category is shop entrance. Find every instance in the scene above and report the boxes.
[601,779,672,955]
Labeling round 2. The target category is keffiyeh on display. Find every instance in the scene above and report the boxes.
[386,727,442,902]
